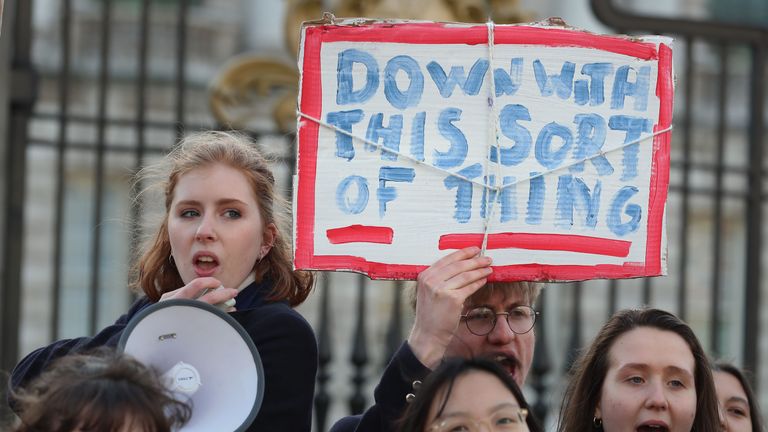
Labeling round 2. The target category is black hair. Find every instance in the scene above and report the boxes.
[398,356,543,432]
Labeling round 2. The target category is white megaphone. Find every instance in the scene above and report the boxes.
[118,299,264,432]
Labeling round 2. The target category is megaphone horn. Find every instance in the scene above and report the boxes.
[118,299,264,432]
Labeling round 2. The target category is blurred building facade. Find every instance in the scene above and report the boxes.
[0,0,766,430]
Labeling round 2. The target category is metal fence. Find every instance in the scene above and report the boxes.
[0,0,766,430]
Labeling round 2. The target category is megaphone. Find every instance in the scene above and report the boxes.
[118,299,264,432]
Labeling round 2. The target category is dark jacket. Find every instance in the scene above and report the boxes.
[9,279,318,431]
[329,342,429,432]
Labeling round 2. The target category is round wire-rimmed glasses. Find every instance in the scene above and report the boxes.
[460,305,539,336]
[428,407,529,432]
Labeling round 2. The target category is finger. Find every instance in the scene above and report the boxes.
[430,246,482,271]
[159,289,181,301]
[159,277,222,301]
[452,273,490,299]
[442,255,493,283]
[180,277,222,299]
[198,287,238,305]
[443,265,493,291]
[421,255,492,289]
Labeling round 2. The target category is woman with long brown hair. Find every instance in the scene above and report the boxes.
[558,308,721,432]
[10,131,317,431]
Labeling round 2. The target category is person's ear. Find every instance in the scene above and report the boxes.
[260,223,277,258]
[594,402,602,426]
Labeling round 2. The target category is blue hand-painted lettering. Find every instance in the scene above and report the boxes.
[571,113,614,176]
[434,108,468,169]
[481,175,517,223]
[378,167,416,217]
[336,175,369,214]
[535,122,573,170]
[427,59,489,98]
[611,65,650,111]
[444,163,483,223]
[533,60,575,99]
[384,55,423,109]
[555,175,602,229]
[365,113,403,161]
[607,186,642,236]
[608,115,652,181]
[327,109,364,161]
[526,173,545,225]
[492,104,532,166]
[494,58,524,97]
[336,49,379,105]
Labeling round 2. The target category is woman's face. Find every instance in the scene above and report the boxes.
[714,370,753,432]
[168,163,275,289]
[596,327,697,432]
[425,370,529,432]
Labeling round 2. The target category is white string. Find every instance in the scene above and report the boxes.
[495,125,674,192]
[481,20,500,256]
[298,110,672,192]
[296,113,674,242]
[297,111,490,189]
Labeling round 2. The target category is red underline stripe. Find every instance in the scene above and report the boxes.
[327,225,394,244]
[439,233,631,257]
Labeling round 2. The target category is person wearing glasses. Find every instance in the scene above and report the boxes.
[397,357,543,432]
[331,246,541,432]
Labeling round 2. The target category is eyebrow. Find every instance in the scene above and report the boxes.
[725,396,750,407]
[439,402,521,419]
[466,302,526,310]
[618,363,694,378]
[174,198,248,207]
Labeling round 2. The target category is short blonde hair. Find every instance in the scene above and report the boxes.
[409,281,544,311]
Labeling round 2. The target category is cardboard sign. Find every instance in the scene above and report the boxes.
[294,18,673,282]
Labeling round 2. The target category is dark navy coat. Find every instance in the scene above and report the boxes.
[9,279,318,431]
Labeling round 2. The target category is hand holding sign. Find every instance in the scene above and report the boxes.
[295,18,673,282]
[407,246,492,368]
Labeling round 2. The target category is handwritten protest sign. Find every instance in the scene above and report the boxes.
[294,18,673,282]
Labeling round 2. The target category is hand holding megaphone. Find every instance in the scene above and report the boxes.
[119,299,265,432]
[159,277,238,312]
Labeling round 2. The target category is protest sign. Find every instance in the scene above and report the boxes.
[294,18,673,282]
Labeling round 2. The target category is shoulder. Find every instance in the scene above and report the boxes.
[231,304,317,356]
[330,415,362,432]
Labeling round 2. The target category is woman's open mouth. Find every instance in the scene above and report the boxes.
[193,254,220,276]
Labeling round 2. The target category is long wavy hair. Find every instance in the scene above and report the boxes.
[132,130,313,306]
[557,308,721,432]
[398,357,543,432]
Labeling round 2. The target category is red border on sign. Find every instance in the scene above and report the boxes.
[295,23,671,281]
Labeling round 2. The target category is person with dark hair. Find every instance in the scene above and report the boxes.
[558,308,721,432]
[11,348,190,432]
[398,357,543,432]
[9,131,317,431]
[713,362,764,432]
[331,246,543,432]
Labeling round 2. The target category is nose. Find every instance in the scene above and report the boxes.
[195,214,217,242]
[487,314,515,345]
[644,381,669,410]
